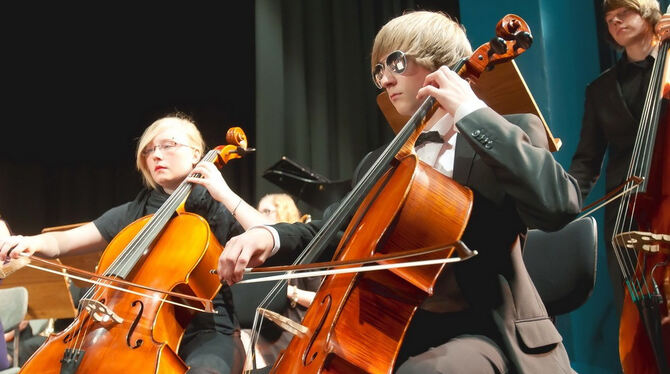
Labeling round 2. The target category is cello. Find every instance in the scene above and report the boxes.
[4,127,252,374]
[613,33,670,373]
[245,15,534,374]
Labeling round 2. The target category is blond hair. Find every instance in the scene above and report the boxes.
[135,114,205,189]
[371,11,472,74]
[259,194,302,223]
[603,0,661,46]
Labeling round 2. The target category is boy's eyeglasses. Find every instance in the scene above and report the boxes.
[372,50,408,89]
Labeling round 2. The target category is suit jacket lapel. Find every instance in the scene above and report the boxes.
[453,134,476,185]
[609,63,636,124]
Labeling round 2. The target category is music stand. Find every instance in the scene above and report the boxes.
[262,157,351,211]
[0,260,76,320]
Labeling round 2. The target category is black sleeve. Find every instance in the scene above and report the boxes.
[92,202,136,243]
[568,84,608,202]
[184,184,244,244]
[272,157,369,264]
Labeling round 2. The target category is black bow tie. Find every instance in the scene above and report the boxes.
[415,131,444,147]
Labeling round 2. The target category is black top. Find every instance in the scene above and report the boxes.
[93,185,244,334]
[93,185,242,245]
[617,53,654,122]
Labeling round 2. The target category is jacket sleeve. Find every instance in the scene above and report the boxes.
[271,148,384,263]
[455,107,581,231]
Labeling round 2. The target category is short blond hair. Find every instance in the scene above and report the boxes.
[259,193,302,223]
[603,0,661,46]
[135,114,205,189]
[371,11,472,74]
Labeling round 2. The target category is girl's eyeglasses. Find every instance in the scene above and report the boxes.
[142,140,196,157]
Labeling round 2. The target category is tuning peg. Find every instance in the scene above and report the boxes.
[514,31,533,50]
[488,36,507,56]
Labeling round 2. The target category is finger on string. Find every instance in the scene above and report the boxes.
[219,244,243,283]
[417,85,439,101]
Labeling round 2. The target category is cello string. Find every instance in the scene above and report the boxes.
[87,149,216,297]
[104,149,217,276]
[617,61,655,287]
[71,150,219,352]
[70,175,203,352]
[72,182,191,350]
[612,40,669,301]
[627,47,666,299]
[101,153,205,277]
[248,67,457,357]
[246,109,425,341]
[71,164,201,351]
[246,278,288,368]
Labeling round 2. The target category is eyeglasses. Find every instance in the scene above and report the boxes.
[372,50,408,89]
[142,140,195,157]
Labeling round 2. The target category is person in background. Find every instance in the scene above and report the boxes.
[240,193,318,370]
[568,0,670,317]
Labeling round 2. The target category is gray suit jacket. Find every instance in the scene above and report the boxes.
[272,107,581,373]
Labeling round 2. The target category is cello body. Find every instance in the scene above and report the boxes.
[20,213,223,374]
[271,154,473,373]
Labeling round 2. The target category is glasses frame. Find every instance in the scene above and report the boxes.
[142,140,196,158]
[372,50,408,89]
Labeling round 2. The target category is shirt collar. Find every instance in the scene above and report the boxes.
[429,113,453,136]
[426,113,458,145]
[619,51,655,70]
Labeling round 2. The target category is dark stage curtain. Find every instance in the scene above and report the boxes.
[1,4,256,235]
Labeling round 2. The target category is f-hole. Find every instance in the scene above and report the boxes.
[303,294,332,366]
[126,300,144,348]
[63,314,92,344]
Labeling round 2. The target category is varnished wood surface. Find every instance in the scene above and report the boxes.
[272,156,473,373]
[20,213,224,373]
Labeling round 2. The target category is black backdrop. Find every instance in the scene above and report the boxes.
[0,1,460,235]
[0,4,256,235]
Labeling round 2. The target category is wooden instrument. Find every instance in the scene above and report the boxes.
[11,127,251,374]
[614,38,670,373]
[261,15,533,374]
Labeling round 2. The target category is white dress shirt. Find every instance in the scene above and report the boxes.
[415,98,486,177]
